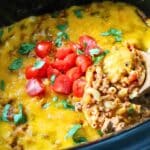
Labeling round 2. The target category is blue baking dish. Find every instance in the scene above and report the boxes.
[0,0,149,149]
[73,120,150,150]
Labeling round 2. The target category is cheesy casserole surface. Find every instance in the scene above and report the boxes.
[0,1,150,150]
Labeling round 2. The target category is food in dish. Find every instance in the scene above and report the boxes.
[0,1,150,149]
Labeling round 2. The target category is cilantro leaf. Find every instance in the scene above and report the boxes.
[101,32,111,36]
[55,37,62,47]
[18,43,35,55]
[1,104,11,122]
[109,28,122,36]
[33,60,45,69]
[52,96,58,102]
[97,130,103,136]
[50,74,56,85]
[55,32,69,47]
[0,80,5,91]
[127,105,135,115]
[76,49,84,55]
[42,103,50,109]
[13,104,27,125]
[89,48,100,56]
[56,23,68,31]
[73,9,83,18]
[61,100,75,110]
[57,32,69,40]
[92,55,104,64]
[92,50,109,64]
[73,136,87,144]
[101,28,122,42]
[115,35,122,42]
[65,124,82,138]
[103,50,110,55]
[8,58,23,71]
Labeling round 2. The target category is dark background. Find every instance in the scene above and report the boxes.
[0,0,150,27]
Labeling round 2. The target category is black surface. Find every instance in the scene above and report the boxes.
[0,0,150,26]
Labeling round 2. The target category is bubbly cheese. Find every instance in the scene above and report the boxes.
[103,47,133,83]
[0,1,150,149]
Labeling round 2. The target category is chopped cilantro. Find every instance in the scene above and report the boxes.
[52,96,58,102]
[50,74,56,85]
[33,60,45,69]
[55,32,69,47]
[65,124,82,138]
[18,43,35,55]
[101,32,110,36]
[89,48,100,56]
[109,28,122,36]
[55,37,62,47]
[73,9,83,18]
[13,104,27,125]
[92,50,110,64]
[127,105,135,115]
[58,32,69,40]
[0,80,5,91]
[42,103,50,109]
[61,100,75,110]
[101,28,122,42]
[73,136,87,144]
[56,23,68,31]
[76,49,84,55]
[92,55,104,64]
[101,28,122,36]
[97,130,103,136]
[115,35,122,42]
[103,50,110,55]
[1,104,11,122]
[8,58,23,71]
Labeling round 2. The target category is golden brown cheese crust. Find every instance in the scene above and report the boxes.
[0,1,150,150]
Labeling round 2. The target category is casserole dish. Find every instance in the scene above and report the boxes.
[0,0,150,150]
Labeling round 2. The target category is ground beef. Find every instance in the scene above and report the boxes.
[82,48,149,134]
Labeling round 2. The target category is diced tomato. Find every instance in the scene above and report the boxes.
[56,47,73,59]
[35,41,52,58]
[66,67,82,81]
[76,55,92,73]
[43,56,51,66]
[79,35,97,55]
[52,53,77,72]
[72,78,86,97]
[26,79,45,96]
[38,65,47,78]
[38,56,51,78]
[128,71,138,84]
[25,65,39,79]
[64,53,77,68]
[69,42,82,52]
[47,66,61,78]
[51,60,70,73]
[53,74,72,94]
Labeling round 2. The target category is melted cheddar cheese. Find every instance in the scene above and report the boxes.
[0,1,150,149]
[103,47,133,83]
